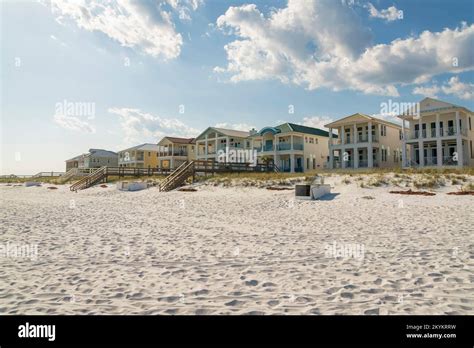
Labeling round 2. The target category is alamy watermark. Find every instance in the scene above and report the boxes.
[324,241,365,260]
[54,99,95,120]
[217,147,258,166]
[0,242,38,260]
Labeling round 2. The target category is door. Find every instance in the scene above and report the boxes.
[430,122,436,137]
[265,139,273,151]
[448,120,454,135]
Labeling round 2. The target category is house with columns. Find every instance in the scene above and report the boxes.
[249,123,332,172]
[157,137,196,170]
[398,98,474,168]
[195,127,250,162]
[325,114,403,169]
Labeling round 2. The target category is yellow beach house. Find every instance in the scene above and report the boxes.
[118,143,160,169]
[157,137,196,170]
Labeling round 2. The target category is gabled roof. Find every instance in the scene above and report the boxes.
[195,127,250,140]
[398,97,472,119]
[65,154,85,162]
[284,123,335,137]
[118,143,159,153]
[159,137,195,145]
[325,113,401,129]
[87,149,118,157]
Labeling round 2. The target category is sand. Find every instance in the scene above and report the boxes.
[0,176,473,315]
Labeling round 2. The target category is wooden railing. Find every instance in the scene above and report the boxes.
[70,167,107,191]
[159,161,194,192]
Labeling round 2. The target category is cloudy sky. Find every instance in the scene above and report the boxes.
[1,0,473,174]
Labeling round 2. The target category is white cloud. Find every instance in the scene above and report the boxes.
[300,116,334,130]
[413,76,473,100]
[215,0,474,96]
[53,114,96,133]
[413,85,441,98]
[367,3,402,22]
[45,0,202,60]
[214,122,255,131]
[441,76,474,100]
[108,108,200,144]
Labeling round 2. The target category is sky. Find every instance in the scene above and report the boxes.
[1,0,473,174]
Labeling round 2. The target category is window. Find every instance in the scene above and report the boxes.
[381,125,387,136]
[399,130,402,140]
[312,158,316,169]
[315,138,318,144]
[306,158,309,169]
[305,137,308,143]
[470,117,472,131]
[471,141,473,159]
[148,152,151,157]
[381,149,387,162]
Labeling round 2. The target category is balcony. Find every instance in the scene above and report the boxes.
[159,150,188,157]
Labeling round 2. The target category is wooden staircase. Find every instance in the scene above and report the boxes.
[159,161,195,192]
[59,168,79,183]
[70,166,107,191]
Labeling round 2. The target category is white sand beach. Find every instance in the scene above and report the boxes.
[0,175,473,315]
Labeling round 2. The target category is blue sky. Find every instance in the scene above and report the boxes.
[1,0,473,174]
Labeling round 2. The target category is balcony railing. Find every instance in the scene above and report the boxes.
[424,157,437,166]
[407,126,468,140]
[277,143,291,151]
[159,150,188,157]
[332,134,378,145]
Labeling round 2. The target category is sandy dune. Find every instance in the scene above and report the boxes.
[0,177,473,315]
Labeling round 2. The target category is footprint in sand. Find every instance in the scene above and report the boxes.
[225,299,245,306]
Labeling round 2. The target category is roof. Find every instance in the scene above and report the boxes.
[195,127,250,140]
[87,149,118,157]
[65,154,85,162]
[325,113,401,129]
[254,123,336,138]
[118,143,159,153]
[285,123,336,137]
[398,97,473,119]
[159,137,195,145]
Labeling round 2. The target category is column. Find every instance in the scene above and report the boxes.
[341,148,346,169]
[455,111,460,135]
[353,124,358,144]
[329,149,334,169]
[341,126,345,145]
[290,153,295,173]
[436,114,442,167]
[205,134,208,160]
[290,135,294,150]
[401,119,407,167]
[354,148,359,169]
[329,128,333,146]
[368,121,373,167]
[418,115,424,167]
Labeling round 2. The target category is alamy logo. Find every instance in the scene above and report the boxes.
[18,322,56,341]
[216,147,257,166]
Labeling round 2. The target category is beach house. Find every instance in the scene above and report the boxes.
[195,127,250,162]
[325,114,403,169]
[398,98,474,168]
[249,123,333,172]
[157,137,196,170]
[65,149,118,171]
[118,143,159,168]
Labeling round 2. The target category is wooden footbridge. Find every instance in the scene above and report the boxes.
[69,160,278,191]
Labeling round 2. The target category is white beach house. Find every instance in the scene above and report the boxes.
[325,114,403,169]
[398,98,474,168]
